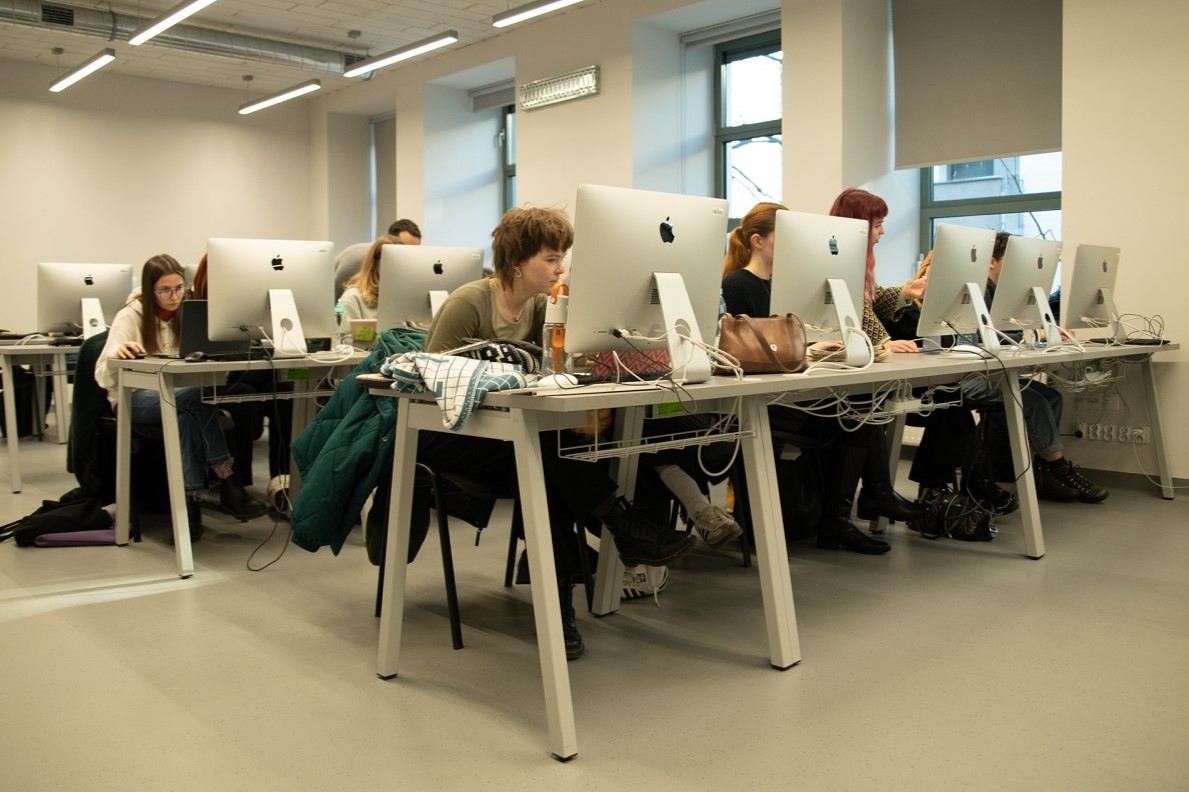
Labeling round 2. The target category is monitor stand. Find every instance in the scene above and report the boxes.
[825,278,869,366]
[81,298,105,340]
[268,288,309,358]
[960,282,1001,354]
[1096,286,1127,344]
[654,272,711,384]
[1026,285,1066,348]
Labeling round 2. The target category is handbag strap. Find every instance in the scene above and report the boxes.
[738,314,801,373]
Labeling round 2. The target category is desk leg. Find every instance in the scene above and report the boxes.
[158,376,195,578]
[115,372,133,545]
[512,409,578,761]
[1,353,21,492]
[52,352,69,444]
[1140,358,1174,499]
[740,396,801,669]
[377,404,417,679]
[32,364,48,440]
[1000,376,1045,559]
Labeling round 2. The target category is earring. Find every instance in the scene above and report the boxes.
[514,267,523,278]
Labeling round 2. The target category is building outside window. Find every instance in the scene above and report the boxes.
[715,31,782,223]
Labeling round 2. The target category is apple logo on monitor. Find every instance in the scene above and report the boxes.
[84,274,94,286]
[828,236,839,256]
[659,217,675,244]
[968,245,977,263]
[1037,256,1044,270]
[432,260,444,275]
[1102,259,1109,273]
[271,255,284,271]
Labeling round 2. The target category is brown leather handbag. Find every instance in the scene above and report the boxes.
[716,313,808,374]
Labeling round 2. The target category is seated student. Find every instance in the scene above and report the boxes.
[887,232,1108,504]
[418,206,696,660]
[192,255,294,496]
[722,201,926,556]
[94,254,268,540]
[872,255,1018,514]
[338,234,401,322]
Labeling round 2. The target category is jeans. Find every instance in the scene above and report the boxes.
[128,387,231,491]
[961,377,1064,458]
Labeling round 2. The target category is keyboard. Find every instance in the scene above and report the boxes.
[48,336,84,346]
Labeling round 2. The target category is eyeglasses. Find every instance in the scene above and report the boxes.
[154,285,186,297]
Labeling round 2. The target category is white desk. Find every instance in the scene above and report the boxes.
[1,343,72,493]
[365,343,1175,760]
[112,353,363,578]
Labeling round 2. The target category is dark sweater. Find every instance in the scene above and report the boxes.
[721,269,772,317]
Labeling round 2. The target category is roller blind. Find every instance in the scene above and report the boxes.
[892,0,1061,168]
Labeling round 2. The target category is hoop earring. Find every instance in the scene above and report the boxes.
[513,267,523,278]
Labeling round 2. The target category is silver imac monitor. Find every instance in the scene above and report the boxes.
[206,238,336,356]
[987,236,1063,345]
[916,223,1000,352]
[768,210,869,366]
[37,262,135,337]
[376,244,485,328]
[1064,244,1122,342]
[565,184,728,383]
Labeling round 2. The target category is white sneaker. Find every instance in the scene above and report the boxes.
[691,504,743,547]
[622,564,669,603]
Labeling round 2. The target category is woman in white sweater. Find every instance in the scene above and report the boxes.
[338,234,402,322]
[95,254,267,539]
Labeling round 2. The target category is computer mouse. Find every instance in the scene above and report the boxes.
[132,351,146,359]
[185,350,206,363]
[948,344,988,356]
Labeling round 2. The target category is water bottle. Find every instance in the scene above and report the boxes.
[542,283,572,375]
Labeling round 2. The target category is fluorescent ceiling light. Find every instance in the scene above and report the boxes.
[492,0,585,28]
[49,48,116,93]
[129,0,220,46]
[342,30,459,78]
[238,78,321,115]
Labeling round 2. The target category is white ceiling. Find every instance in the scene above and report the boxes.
[0,0,560,99]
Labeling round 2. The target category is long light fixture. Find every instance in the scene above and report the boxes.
[342,30,459,78]
[238,78,321,115]
[492,0,585,29]
[129,0,220,46]
[49,48,116,93]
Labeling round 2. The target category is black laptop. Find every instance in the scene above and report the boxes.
[155,300,258,360]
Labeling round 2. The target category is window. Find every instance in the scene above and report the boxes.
[920,152,1062,247]
[501,105,516,212]
[714,31,782,222]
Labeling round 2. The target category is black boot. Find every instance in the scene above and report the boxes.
[855,426,929,522]
[601,497,695,567]
[559,580,584,660]
[219,477,269,521]
[817,445,890,555]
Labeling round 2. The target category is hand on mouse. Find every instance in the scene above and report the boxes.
[883,339,919,353]
[117,341,146,360]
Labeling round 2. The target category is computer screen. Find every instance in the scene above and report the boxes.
[768,209,869,364]
[987,236,1063,335]
[37,262,135,336]
[1064,244,1122,339]
[205,238,335,354]
[916,223,999,349]
[565,184,728,383]
[376,245,485,328]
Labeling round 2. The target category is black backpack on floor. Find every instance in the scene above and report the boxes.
[0,498,113,547]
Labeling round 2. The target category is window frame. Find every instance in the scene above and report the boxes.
[713,29,782,213]
[918,159,1062,249]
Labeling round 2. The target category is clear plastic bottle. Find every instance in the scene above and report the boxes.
[542,283,572,375]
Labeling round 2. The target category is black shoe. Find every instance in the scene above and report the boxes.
[515,550,530,585]
[855,488,930,522]
[559,581,584,660]
[816,520,891,555]
[1046,458,1109,503]
[168,498,204,545]
[1034,457,1079,502]
[601,497,696,567]
[964,477,1019,515]
[219,478,269,521]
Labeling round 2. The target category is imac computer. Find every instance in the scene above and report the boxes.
[768,210,869,366]
[916,223,1000,353]
[1064,244,1123,342]
[987,236,1064,345]
[37,262,135,337]
[206,238,336,357]
[376,245,485,328]
[565,184,728,384]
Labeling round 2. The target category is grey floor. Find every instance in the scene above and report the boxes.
[2,419,1188,792]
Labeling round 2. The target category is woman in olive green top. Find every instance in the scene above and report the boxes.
[416,206,695,660]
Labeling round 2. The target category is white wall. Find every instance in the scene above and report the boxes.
[0,59,313,331]
[1056,0,1189,476]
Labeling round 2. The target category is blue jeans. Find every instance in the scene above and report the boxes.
[961,378,1064,458]
[128,387,231,491]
